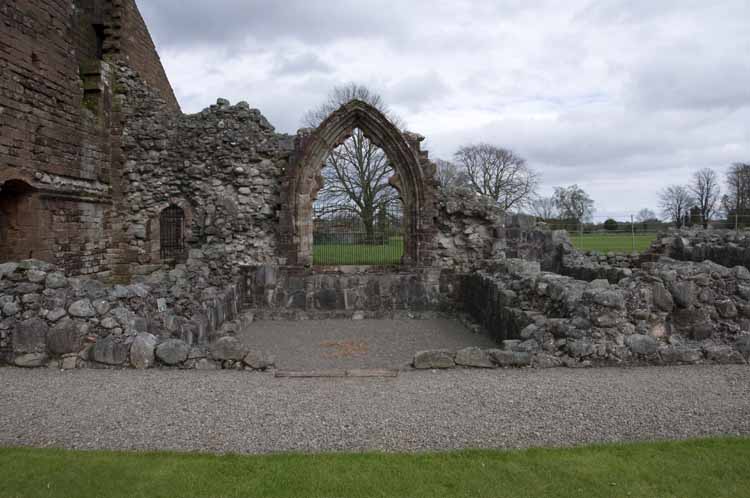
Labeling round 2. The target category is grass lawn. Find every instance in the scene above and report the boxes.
[569,232,658,253]
[314,237,403,265]
[1,438,749,497]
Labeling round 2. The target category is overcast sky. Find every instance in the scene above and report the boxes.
[139,0,750,219]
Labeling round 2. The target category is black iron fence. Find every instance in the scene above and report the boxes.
[313,201,404,265]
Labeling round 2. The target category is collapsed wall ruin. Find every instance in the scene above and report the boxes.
[1,0,749,370]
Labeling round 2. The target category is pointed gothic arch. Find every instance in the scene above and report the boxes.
[281,100,438,266]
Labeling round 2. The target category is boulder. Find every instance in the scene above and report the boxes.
[68,299,96,318]
[26,269,47,283]
[46,308,67,322]
[652,283,674,312]
[92,336,130,365]
[413,350,455,369]
[455,347,494,368]
[489,349,531,367]
[209,336,248,361]
[659,346,702,364]
[45,272,68,289]
[0,262,19,279]
[704,346,746,365]
[13,317,48,353]
[488,349,514,367]
[514,339,541,353]
[14,353,48,368]
[155,339,190,366]
[243,350,271,370]
[46,318,83,355]
[130,333,158,369]
[625,334,658,355]
[567,339,594,358]
[715,300,738,319]
[589,289,625,309]
[669,281,695,308]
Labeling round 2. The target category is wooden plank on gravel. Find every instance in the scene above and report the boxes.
[346,369,399,378]
[274,369,399,378]
[275,370,347,378]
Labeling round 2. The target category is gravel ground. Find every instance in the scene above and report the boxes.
[237,319,497,370]
[0,365,749,454]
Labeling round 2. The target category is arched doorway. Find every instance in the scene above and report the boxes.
[281,100,437,266]
[0,179,44,263]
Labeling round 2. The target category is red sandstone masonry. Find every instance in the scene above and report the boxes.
[1,0,179,276]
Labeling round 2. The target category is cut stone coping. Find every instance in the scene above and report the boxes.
[275,369,399,378]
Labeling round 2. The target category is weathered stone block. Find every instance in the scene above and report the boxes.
[704,345,746,364]
[92,336,130,365]
[625,334,658,355]
[13,318,48,353]
[413,350,455,369]
[455,347,494,368]
[68,299,96,318]
[47,319,83,355]
[209,336,249,361]
[14,353,48,368]
[130,333,158,369]
[155,338,189,366]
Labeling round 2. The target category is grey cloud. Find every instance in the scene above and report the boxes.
[630,55,750,111]
[271,52,334,77]
[385,71,450,112]
[138,0,409,50]
[141,0,750,215]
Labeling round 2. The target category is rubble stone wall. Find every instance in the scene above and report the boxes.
[647,229,750,270]
[243,265,459,318]
[460,257,750,368]
[0,256,248,370]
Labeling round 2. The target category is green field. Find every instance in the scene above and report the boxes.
[569,232,658,253]
[314,237,403,265]
[1,438,749,497]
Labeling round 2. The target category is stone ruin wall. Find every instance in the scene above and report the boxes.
[2,0,749,371]
[1,0,179,277]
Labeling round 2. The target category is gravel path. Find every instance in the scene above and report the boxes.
[1,365,749,454]
[237,319,497,369]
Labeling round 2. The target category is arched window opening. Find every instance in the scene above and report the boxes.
[312,128,404,265]
[159,205,186,262]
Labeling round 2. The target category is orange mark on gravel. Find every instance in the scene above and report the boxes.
[319,340,369,358]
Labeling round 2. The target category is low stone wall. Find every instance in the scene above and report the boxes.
[459,257,750,367]
[558,250,637,283]
[242,265,458,318]
[0,258,248,369]
[646,229,750,269]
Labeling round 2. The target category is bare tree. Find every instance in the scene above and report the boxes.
[434,158,470,190]
[553,185,595,223]
[659,185,694,228]
[636,208,657,222]
[530,196,558,220]
[453,144,539,211]
[689,168,720,228]
[303,83,402,128]
[723,162,750,225]
[303,84,402,243]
